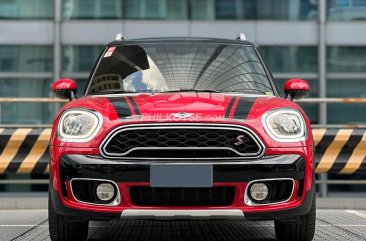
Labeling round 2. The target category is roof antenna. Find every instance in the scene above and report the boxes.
[115,33,125,41]
[236,33,246,41]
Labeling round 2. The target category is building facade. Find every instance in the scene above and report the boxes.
[1,0,366,195]
[0,0,366,126]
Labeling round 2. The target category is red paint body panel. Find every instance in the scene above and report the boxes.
[51,94,312,148]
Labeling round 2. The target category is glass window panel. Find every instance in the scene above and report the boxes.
[125,0,188,19]
[327,79,366,124]
[191,0,215,20]
[0,0,54,19]
[63,0,122,19]
[256,0,317,20]
[75,78,89,97]
[62,45,103,72]
[88,43,274,95]
[0,46,53,72]
[0,78,52,97]
[166,0,188,19]
[275,78,319,124]
[0,78,53,125]
[215,0,255,19]
[192,0,317,20]
[259,46,318,73]
[327,46,366,73]
[327,0,366,20]
[0,103,53,124]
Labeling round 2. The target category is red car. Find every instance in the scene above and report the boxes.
[49,36,315,241]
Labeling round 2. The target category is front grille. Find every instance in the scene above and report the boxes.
[130,187,235,206]
[101,125,263,159]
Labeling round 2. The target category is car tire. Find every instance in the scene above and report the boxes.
[48,190,89,241]
[274,194,316,241]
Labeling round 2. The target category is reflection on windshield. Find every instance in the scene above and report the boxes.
[123,56,169,92]
[88,43,274,95]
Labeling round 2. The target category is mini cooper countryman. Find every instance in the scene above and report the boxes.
[49,35,315,241]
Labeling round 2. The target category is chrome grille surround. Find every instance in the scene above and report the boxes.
[100,123,265,160]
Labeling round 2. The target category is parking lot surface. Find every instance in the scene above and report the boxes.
[1,209,366,241]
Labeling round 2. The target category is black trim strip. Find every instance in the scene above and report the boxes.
[5,129,42,173]
[232,97,257,120]
[128,96,141,116]
[59,154,305,183]
[106,96,133,119]
[225,96,237,118]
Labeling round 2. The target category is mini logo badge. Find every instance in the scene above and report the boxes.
[171,112,194,119]
[234,135,245,145]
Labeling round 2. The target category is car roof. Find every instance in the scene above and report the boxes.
[107,37,256,47]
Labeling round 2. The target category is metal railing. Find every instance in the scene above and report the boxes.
[2,97,366,127]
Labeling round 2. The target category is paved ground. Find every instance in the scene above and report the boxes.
[0,210,366,241]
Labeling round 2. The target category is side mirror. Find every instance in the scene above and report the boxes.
[284,78,310,101]
[52,79,77,100]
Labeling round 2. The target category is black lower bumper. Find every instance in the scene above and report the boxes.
[245,186,314,221]
[50,185,121,221]
[59,154,305,183]
[52,154,312,221]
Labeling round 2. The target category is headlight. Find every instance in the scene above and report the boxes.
[262,109,306,142]
[58,109,102,142]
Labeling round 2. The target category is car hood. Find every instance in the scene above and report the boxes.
[62,92,302,123]
[55,92,311,148]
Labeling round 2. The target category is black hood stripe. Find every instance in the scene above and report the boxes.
[225,96,237,118]
[106,96,133,119]
[232,97,257,120]
[128,96,141,116]
[107,95,257,120]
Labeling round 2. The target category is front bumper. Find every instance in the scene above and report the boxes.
[51,154,314,221]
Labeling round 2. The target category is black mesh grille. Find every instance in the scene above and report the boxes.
[130,187,235,206]
[103,126,262,158]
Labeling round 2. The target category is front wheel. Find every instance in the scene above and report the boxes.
[274,194,316,241]
[48,190,89,241]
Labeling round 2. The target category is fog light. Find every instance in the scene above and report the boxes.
[96,183,115,201]
[250,183,269,201]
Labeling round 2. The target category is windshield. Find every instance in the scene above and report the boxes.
[87,42,274,95]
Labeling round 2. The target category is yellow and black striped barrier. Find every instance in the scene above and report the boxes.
[313,129,366,174]
[0,128,365,174]
[0,128,51,174]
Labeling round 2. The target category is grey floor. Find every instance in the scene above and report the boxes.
[1,210,366,241]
